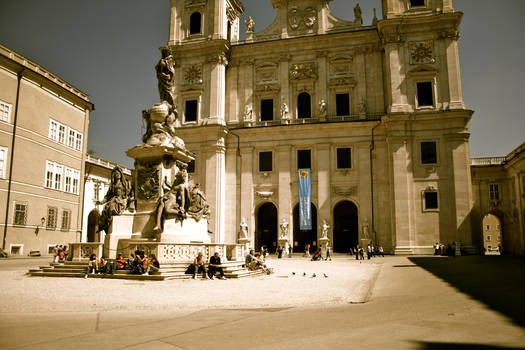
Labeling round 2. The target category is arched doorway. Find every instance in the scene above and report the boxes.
[87,209,100,242]
[333,201,358,253]
[256,202,278,252]
[482,213,502,255]
[297,92,311,118]
[293,203,317,252]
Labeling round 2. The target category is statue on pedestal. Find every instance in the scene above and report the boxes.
[245,16,255,34]
[239,217,248,239]
[321,219,330,239]
[97,166,132,234]
[155,48,175,109]
[319,99,327,118]
[280,103,289,120]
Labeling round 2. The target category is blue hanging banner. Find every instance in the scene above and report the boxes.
[298,168,311,230]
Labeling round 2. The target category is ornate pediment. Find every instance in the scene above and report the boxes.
[255,83,280,93]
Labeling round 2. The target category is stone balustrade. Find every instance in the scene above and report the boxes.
[470,157,506,166]
[70,241,246,263]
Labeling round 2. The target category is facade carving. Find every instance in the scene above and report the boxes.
[409,41,435,65]
[184,65,203,84]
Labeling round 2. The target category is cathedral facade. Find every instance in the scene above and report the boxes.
[169,0,473,254]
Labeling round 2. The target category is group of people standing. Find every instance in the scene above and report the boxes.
[53,245,69,263]
[352,244,384,260]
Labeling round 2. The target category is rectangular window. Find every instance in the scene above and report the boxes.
[185,100,198,122]
[259,151,273,172]
[336,94,350,116]
[72,170,80,194]
[45,161,55,188]
[68,129,75,148]
[416,82,433,107]
[75,133,82,151]
[486,225,490,231]
[48,245,56,254]
[486,235,491,242]
[54,164,63,191]
[0,101,11,122]
[497,235,501,241]
[489,184,500,201]
[13,202,27,226]
[410,0,425,7]
[64,168,72,193]
[260,99,274,121]
[496,224,500,230]
[297,150,311,169]
[424,191,438,210]
[58,125,66,144]
[47,207,57,229]
[421,141,437,164]
[187,160,195,173]
[61,210,71,230]
[0,146,7,179]
[336,148,352,169]
[49,120,58,141]
[10,245,23,255]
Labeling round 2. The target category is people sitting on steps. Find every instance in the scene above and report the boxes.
[192,252,209,279]
[208,252,227,280]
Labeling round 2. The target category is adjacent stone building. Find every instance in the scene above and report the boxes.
[471,143,525,255]
[0,44,93,256]
[167,0,474,254]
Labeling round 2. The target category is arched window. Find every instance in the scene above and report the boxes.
[189,12,202,35]
[297,92,311,118]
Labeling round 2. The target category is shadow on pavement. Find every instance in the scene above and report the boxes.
[415,341,525,349]
[408,256,525,329]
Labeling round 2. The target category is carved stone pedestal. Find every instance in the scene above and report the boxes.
[278,238,290,257]
[103,213,135,258]
[319,236,329,259]
[238,237,251,253]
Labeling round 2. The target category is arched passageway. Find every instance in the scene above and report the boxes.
[482,213,502,254]
[256,202,278,252]
[293,203,317,253]
[87,209,100,242]
[333,201,358,253]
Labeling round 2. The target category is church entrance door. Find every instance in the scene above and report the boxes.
[293,203,317,253]
[256,202,278,252]
[87,209,100,242]
[333,201,358,253]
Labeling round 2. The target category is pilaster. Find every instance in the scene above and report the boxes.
[316,144,330,232]
[240,147,254,245]
[277,145,292,240]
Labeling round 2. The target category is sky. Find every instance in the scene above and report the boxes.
[1,0,524,168]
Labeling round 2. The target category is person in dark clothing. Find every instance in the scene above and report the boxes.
[208,252,226,280]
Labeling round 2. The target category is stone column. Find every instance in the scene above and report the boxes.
[279,54,290,121]
[317,144,331,240]
[207,53,228,123]
[316,52,328,119]
[277,145,292,243]
[389,137,415,253]
[446,133,473,245]
[383,40,410,113]
[240,147,254,248]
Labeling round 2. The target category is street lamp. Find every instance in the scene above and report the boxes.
[35,217,45,235]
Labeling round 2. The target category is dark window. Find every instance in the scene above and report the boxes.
[489,184,500,200]
[260,99,273,121]
[187,160,195,173]
[185,100,198,122]
[297,150,311,169]
[259,152,272,172]
[297,92,311,118]
[421,141,437,164]
[227,21,232,41]
[336,94,350,116]
[417,82,433,107]
[189,12,202,34]
[13,203,27,225]
[410,0,425,7]
[424,191,438,209]
[337,148,352,169]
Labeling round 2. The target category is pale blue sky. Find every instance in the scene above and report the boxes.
[1,0,524,167]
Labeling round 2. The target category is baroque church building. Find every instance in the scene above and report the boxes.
[169,0,473,254]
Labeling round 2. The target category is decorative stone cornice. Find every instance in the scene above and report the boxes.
[328,77,357,89]
[255,83,280,93]
[438,29,460,40]
[381,33,406,45]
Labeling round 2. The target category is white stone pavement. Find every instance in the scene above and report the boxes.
[0,255,380,313]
